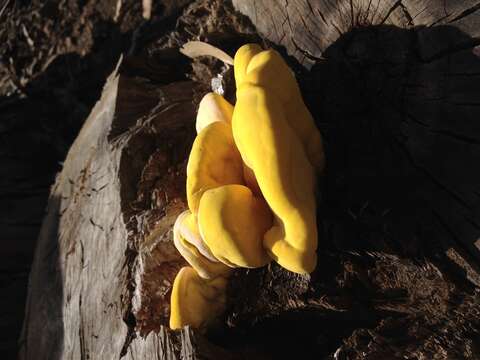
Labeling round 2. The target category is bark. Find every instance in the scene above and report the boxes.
[19,0,480,359]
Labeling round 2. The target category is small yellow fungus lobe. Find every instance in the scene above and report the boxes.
[195,92,234,133]
[169,266,227,330]
[186,121,244,213]
[173,210,231,280]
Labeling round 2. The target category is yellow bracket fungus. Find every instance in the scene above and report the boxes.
[232,44,323,274]
[169,44,325,330]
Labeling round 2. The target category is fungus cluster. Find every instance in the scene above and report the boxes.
[170,44,325,330]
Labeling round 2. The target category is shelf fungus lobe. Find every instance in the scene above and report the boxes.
[233,44,323,274]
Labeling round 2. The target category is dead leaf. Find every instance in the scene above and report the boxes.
[180,41,234,65]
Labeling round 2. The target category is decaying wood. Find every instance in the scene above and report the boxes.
[18,55,202,359]
[20,0,480,359]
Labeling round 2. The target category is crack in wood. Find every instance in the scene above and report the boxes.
[371,0,383,24]
[284,5,294,34]
[431,128,480,146]
[316,8,328,25]
[412,6,428,20]
[449,1,480,23]
[79,294,88,360]
[305,0,314,16]
[349,0,354,27]
[91,183,108,193]
[365,0,373,22]
[298,11,321,42]
[269,10,280,42]
[291,36,323,61]
[379,0,402,26]
[393,137,473,212]
[331,20,343,36]
[89,217,104,231]
[398,1,413,26]
[119,245,139,358]
[80,239,85,268]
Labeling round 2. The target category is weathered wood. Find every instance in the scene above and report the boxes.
[18,55,204,359]
[17,1,258,358]
[19,0,480,359]
[233,0,480,66]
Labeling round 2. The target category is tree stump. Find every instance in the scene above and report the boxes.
[20,0,480,359]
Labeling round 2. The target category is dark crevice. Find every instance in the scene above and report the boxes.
[79,295,87,360]
[371,0,382,23]
[119,248,138,359]
[399,1,414,26]
[316,8,328,25]
[365,0,374,23]
[349,0,355,27]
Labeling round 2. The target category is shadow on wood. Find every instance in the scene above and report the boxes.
[309,24,480,271]
[18,195,64,360]
[223,23,480,359]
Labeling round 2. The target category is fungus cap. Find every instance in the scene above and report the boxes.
[232,48,321,274]
[186,121,245,214]
[198,184,272,268]
[233,44,325,171]
[173,210,232,280]
[195,92,234,134]
[169,266,227,330]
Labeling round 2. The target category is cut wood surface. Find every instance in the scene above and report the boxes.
[19,0,480,359]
